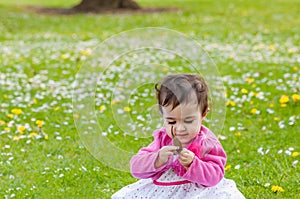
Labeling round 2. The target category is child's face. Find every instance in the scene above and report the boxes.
[161,102,205,147]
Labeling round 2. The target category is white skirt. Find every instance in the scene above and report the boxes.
[112,168,245,199]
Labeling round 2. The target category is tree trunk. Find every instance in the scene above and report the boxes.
[73,0,140,12]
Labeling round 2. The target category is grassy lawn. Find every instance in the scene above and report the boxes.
[0,0,299,198]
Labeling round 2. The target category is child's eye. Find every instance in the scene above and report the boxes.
[184,120,194,124]
[167,121,176,125]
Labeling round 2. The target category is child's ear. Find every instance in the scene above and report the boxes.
[201,108,210,121]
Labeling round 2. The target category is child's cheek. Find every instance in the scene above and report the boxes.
[164,127,172,138]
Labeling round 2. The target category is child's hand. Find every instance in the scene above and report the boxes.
[154,146,178,168]
[178,148,195,169]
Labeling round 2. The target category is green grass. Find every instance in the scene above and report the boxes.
[0,0,299,198]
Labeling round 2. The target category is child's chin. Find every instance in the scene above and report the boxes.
[181,139,193,146]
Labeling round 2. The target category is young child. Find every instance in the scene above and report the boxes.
[112,74,245,198]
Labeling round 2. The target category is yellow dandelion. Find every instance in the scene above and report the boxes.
[11,108,23,115]
[163,67,169,72]
[292,94,300,102]
[288,48,297,53]
[225,165,231,171]
[29,132,38,138]
[33,98,37,104]
[18,126,25,134]
[13,136,20,141]
[73,114,79,119]
[256,44,265,49]
[251,84,257,88]
[0,120,5,125]
[99,105,106,111]
[281,104,287,107]
[273,117,280,121]
[292,152,299,157]
[269,44,276,51]
[125,81,131,86]
[246,78,255,84]
[5,127,11,131]
[271,185,284,193]
[294,66,298,71]
[80,48,92,56]
[36,120,44,128]
[18,126,25,131]
[251,108,259,114]
[279,95,289,104]
[235,132,241,136]
[249,91,256,97]
[111,99,121,105]
[241,88,248,94]
[54,106,60,111]
[229,54,235,59]
[226,100,236,107]
[61,54,69,59]
[269,104,274,108]
[7,114,14,119]
[44,135,49,140]
[124,107,131,112]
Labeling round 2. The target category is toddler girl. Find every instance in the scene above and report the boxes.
[112,74,245,198]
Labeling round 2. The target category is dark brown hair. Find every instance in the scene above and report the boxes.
[155,74,209,115]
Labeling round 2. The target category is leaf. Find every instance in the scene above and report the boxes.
[173,136,182,153]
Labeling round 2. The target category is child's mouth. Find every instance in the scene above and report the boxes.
[176,134,188,138]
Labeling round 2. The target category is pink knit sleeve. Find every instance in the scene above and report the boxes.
[130,129,170,179]
[182,141,226,186]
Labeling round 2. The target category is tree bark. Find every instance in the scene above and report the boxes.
[73,0,140,12]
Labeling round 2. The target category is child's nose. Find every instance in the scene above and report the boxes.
[176,122,186,132]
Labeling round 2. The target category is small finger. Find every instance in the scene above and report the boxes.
[179,156,188,162]
[169,146,180,151]
[166,151,174,156]
[179,152,189,158]
[180,148,189,154]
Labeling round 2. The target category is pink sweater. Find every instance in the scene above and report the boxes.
[130,126,227,187]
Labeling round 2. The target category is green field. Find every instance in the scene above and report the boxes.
[0,0,299,198]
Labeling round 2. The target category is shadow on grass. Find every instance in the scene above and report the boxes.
[26,5,179,15]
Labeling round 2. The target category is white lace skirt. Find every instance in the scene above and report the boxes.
[111,169,245,199]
